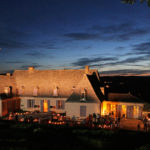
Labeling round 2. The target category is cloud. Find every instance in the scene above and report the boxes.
[0,39,31,49]
[91,55,150,68]
[64,33,100,40]
[0,26,28,40]
[100,69,150,76]
[6,61,25,64]
[88,23,150,41]
[132,42,150,54]
[19,63,44,70]
[25,51,53,59]
[72,56,118,67]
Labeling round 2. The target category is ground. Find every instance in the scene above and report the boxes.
[0,120,150,150]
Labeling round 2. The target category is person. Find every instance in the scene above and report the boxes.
[143,117,148,132]
[137,123,140,131]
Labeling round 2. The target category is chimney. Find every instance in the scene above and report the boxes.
[28,66,35,71]
[85,65,89,74]
[6,73,11,76]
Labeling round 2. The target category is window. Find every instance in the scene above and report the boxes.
[56,100,65,109]
[27,99,35,108]
[33,87,39,96]
[80,106,86,117]
[53,87,58,96]
[80,89,87,101]
[19,86,25,95]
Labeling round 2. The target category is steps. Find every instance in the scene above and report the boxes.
[120,119,144,131]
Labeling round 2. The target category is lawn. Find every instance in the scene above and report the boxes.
[0,120,150,150]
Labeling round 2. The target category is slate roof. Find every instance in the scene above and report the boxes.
[107,93,143,103]
[13,68,100,98]
[66,74,102,103]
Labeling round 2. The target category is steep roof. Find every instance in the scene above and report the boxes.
[13,68,99,97]
[66,74,102,103]
[107,93,143,103]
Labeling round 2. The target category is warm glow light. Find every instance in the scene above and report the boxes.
[43,100,48,112]
[102,102,107,115]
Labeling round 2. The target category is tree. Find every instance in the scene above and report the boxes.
[122,0,150,6]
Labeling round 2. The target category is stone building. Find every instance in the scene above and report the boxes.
[0,66,104,119]
[0,66,146,120]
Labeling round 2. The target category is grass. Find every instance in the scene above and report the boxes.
[0,120,150,150]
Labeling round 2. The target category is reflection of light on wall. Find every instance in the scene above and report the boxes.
[102,102,107,115]
[43,100,48,112]
[4,87,9,94]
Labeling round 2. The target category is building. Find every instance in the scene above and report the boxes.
[0,66,104,119]
[101,93,144,119]
[0,66,146,120]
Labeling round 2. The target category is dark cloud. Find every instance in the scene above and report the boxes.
[132,42,150,53]
[91,23,132,34]
[64,33,100,40]
[19,63,43,70]
[0,25,57,50]
[74,54,150,69]
[92,55,150,68]
[25,51,53,59]
[101,69,150,76]
[115,46,125,50]
[88,23,149,41]
[0,26,28,40]
[6,61,25,64]
[0,39,31,49]
[72,56,118,67]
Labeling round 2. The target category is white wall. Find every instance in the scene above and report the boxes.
[20,96,67,113]
[66,102,100,119]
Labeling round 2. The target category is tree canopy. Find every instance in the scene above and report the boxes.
[122,0,150,6]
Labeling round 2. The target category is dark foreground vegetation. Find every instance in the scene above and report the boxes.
[0,120,150,150]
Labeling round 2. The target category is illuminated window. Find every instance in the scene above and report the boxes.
[134,106,139,118]
[27,99,35,108]
[80,89,87,101]
[122,105,126,118]
[56,100,65,109]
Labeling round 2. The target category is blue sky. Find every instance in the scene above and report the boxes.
[0,0,150,75]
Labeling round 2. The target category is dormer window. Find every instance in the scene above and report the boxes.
[80,89,87,101]
[72,86,76,93]
[53,86,58,97]
[33,86,39,96]
[19,86,25,95]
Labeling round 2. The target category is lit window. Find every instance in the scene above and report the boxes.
[56,100,65,109]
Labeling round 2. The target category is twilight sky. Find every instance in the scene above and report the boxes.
[0,0,150,75]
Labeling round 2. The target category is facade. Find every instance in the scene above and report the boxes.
[0,66,103,119]
[101,93,144,119]
[0,66,146,120]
